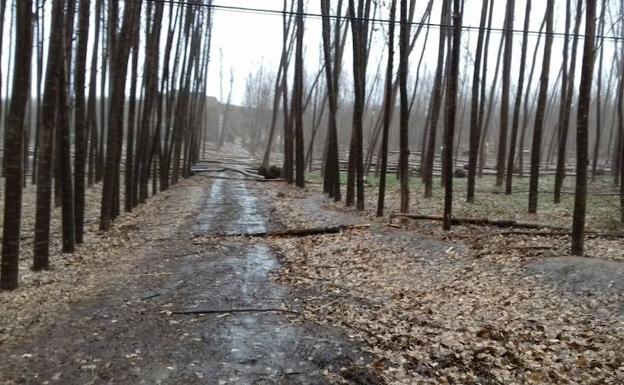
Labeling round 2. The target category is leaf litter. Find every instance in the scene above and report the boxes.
[260,181,624,385]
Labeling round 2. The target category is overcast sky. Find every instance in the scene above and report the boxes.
[207,0,619,106]
[0,1,619,106]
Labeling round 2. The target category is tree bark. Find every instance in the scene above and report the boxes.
[554,0,583,204]
[73,0,89,244]
[422,0,449,198]
[571,0,596,256]
[1,0,32,290]
[398,0,410,213]
[34,0,64,271]
[528,0,554,214]
[100,0,140,231]
[505,0,531,194]
[496,0,514,187]
[377,0,396,217]
[293,0,305,188]
[466,0,488,203]
[442,0,462,230]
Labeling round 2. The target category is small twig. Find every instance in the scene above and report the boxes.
[141,293,161,300]
[171,308,301,315]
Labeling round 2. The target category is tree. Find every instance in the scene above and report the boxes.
[33,0,65,271]
[505,0,531,194]
[571,0,596,256]
[346,0,372,209]
[58,20,76,253]
[293,0,305,188]
[496,0,514,187]
[422,0,449,198]
[320,0,343,201]
[1,0,33,290]
[554,0,583,204]
[442,0,462,230]
[124,7,141,212]
[282,1,295,184]
[466,0,489,203]
[592,0,607,179]
[528,0,554,214]
[100,0,140,231]
[73,0,89,245]
[398,0,410,213]
[377,0,396,217]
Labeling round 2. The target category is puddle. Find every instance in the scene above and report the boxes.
[191,172,365,383]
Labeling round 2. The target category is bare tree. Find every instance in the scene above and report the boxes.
[466,0,489,203]
[293,0,305,187]
[34,0,65,271]
[398,0,410,213]
[377,0,396,217]
[1,0,33,290]
[571,0,596,255]
[443,0,462,230]
[554,0,583,204]
[505,0,531,194]
[320,0,343,201]
[422,0,449,198]
[528,0,554,214]
[496,0,515,187]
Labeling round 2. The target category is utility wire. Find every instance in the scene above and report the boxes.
[128,0,624,43]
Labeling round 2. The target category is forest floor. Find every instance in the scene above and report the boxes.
[0,154,623,384]
[264,178,624,384]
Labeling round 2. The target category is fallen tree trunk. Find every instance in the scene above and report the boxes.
[392,214,567,231]
[171,308,300,315]
[196,174,285,182]
[394,214,624,239]
[497,229,624,240]
[223,224,370,238]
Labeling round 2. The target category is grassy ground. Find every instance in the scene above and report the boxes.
[306,171,623,232]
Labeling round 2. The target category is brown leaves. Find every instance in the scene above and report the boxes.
[263,181,624,385]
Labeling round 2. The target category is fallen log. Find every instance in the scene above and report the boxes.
[392,214,567,231]
[497,229,624,240]
[222,224,370,238]
[171,308,300,315]
[394,215,624,239]
[196,174,284,182]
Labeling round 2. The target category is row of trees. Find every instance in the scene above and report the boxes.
[1,0,214,290]
[257,0,603,255]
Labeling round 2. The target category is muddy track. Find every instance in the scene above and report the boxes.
[0,174,370,385]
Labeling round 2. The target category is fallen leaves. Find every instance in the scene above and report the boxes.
[262,181,624,385]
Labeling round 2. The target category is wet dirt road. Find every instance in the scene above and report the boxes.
[0,174,367,385]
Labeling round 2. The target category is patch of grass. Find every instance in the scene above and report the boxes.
[305,170,623,232]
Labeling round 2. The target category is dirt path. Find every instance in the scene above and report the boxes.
[0,174,371,385]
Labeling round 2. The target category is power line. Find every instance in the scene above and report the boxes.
[131,0,624,43]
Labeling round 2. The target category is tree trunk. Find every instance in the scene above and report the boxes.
[398,0,410,213]
[34,0,64,271]
[592,0,606,180]
[320,0,343,201]
[443,0,462,230]
[466,0,488,203]
[505,0,531,194]
[73,0,89,244]
[422,0,449,198]
[554,0,583,203]
[528,0,554,214]
[100,0,140,231]
[496,0,514,187]
[571,0,596,256]
[376,0,396,217]
[293,0,305,188]
[1,0,32,290]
